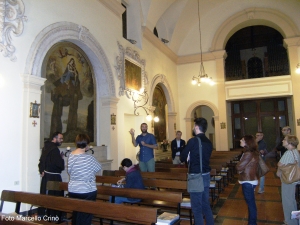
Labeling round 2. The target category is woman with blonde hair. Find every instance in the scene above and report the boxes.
[277,135,300,225]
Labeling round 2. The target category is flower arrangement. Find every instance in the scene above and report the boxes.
[160,139,169,152]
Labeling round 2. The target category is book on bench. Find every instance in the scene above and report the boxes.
[156,212,179,225]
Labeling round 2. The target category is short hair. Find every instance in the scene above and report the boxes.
[75,134,90,149]
[285,135,299,148]
[121,158,132,167]
[194,117,207,133]
[283,126,291,133]
[51,132,62,140]
[176,131,182,135]
[141,123,148,127]
[243,135,258,152]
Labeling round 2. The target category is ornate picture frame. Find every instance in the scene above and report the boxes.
[30,101,40,118]
[115,42,148,98]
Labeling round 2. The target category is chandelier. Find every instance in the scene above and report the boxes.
[191,0,215,87]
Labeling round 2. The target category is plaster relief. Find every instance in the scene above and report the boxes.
[0,0,27,61]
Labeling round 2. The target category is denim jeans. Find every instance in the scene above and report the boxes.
[241,183,257,225]
[68,190,97,225]
[139,158,155,172]
[259,176,265,191]
[190,173,214,225]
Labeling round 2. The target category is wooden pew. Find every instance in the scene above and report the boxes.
[47,181,183,214]
[0,190,158,225]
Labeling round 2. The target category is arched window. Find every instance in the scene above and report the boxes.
[248,57,263,79]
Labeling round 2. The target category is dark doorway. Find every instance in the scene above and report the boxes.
[231,98,289,151]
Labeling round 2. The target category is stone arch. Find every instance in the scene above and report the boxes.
[149,74,175,113]
[24,21,115,97]
[185,100,218,118]
[210,8,300,51]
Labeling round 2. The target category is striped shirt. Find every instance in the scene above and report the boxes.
[279,149,300,166]
[68,153,102,193]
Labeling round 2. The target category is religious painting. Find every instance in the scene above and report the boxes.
[152,85,167,142]
[30,101,40,118]
[125,58,142,91]
[42,42,94,143]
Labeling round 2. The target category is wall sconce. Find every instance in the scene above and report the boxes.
[220,122,226,129]
[297,119,300,126]
[296,63,300,74]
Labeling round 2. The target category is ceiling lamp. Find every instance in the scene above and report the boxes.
[191,0,215,86]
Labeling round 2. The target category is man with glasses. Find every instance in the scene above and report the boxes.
[276,126,291,158]
[256,132,267,194]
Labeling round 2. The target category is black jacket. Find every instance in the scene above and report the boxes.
[171,139,186,159]
[38,141,64,174]
[180,133,212,174]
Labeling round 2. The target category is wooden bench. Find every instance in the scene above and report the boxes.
[0,190,158,225]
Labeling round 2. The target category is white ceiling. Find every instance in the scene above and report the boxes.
[137,0,300,56]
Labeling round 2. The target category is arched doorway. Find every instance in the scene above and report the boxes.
[193,105,216,149]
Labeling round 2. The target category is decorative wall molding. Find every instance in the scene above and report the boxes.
[24,21,115,97]
[0,0,27,61]
[149,74,175,114]
[115,41,148,98]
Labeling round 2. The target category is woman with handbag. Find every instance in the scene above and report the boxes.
[236,135,259,225]
[276,135,300,225]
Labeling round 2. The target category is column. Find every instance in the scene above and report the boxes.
[212,50,229,151]
[167,112,177,141]
[20,74,46,197]
[284,37,300,142]
[99,96,119,169]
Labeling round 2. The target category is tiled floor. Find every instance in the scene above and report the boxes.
[212,157,285,225]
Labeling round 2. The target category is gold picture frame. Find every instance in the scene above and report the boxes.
[111,113,116,125]
[30,101,40,118]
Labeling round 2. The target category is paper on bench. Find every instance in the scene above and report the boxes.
[157,212,179,225]
[180,198,191,207]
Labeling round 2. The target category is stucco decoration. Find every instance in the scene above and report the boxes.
[24,22,115,97]
[115,41,148,98]
[0,0,27,61]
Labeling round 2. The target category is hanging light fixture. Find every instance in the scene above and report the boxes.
[191,0,215,86]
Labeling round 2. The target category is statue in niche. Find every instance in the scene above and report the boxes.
[44,43,94,143]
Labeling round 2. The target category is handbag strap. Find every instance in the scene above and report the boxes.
[188,136,202,174]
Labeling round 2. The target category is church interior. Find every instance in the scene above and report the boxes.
[1,0,300,224]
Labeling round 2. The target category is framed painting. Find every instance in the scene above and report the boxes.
[30,101,40,118]
[115,42,148,97]
[125,58,142,92]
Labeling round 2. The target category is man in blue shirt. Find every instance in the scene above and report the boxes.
[129,123,158,172]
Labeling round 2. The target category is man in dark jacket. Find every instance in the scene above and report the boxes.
[171,131,186,164]
[38,131,64,217]
[181,118,214,225]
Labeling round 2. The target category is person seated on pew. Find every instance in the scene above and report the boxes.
[68,134,102,225]
[111,158,145,204]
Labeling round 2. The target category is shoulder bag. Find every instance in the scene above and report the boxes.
[187,137,204,193]
[257,155,270,177]
[279,150,300,184]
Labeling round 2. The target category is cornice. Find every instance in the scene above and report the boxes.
[177,50,227,64]
[143,27,177,63]
[98,0,125,19]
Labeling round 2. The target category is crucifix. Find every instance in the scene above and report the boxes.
[32,120,37,127]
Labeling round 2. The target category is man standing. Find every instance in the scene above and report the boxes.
[171,131,186,164]
[181,118,214,225]
[276,126,291,158]
[130,123,158,172]
[256,132,267,194]
[38,132,64,217]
